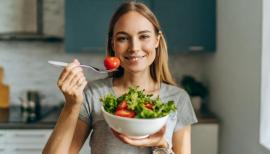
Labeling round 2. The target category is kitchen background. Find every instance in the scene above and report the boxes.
[0,0,207,106]
[0,0,269,154]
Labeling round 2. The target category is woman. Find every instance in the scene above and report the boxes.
[43,1,197,154]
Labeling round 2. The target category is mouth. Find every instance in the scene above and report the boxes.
[124,55,146,61]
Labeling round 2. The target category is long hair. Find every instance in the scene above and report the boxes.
[107,1,176,85]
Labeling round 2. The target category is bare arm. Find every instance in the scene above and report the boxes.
[43,104,87,154]
[172,125,191,154]
[69,119,91,154]
[43,59,88,154]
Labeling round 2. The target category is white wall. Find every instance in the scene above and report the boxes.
[204,0,270,153]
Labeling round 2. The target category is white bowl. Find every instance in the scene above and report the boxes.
[101,106,169,138]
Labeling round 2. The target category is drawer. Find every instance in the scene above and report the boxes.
[6,129,52,144]
[6,144,44,154]
[0,144,8,154]
[0,131,6,143]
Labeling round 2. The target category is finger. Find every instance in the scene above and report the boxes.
[77,78,87,91]
[153,125,166,136]
[117,134,149,146]
[71,75,86,89]
[124,126,167,147]
[62,67,83,87]
[58,59,80,86]
[69,69,84,87]
[111,129,127,143]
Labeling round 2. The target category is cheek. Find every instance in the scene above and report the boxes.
[142,41,157,56]
[112,41,128,53]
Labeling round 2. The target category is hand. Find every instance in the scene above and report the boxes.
[111,126,168,148]
[57,59,87,105]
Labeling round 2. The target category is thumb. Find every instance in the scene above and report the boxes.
[73,59,80,65]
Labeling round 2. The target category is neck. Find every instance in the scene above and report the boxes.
[113,70,160,95]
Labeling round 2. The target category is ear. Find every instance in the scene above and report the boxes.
[155,32,161,48]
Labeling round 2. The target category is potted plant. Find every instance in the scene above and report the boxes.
[180,75,209,112]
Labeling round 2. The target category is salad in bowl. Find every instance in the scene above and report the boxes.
[100,87,176,138]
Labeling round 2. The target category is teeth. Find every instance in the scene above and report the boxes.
[124,55,146,61]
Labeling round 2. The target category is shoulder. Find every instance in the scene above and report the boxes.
[161,82,189,99]
[161,82,191,107]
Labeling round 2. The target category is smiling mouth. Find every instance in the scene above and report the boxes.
[124,55,146,61]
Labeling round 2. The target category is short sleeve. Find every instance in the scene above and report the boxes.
[174,90,198,132]
[79,85,93,126]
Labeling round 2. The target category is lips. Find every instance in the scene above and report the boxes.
[124,55,146,61]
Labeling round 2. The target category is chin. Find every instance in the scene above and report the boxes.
[124,66,149,73]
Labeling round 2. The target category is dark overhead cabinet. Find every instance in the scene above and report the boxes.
[65,0,215,53]
[153,0,216,53]
[65,0,151,53]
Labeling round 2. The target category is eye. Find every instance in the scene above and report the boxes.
[139,35,150,40]
[116,36,129,42]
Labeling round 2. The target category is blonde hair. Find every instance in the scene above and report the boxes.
[107,1,176,85]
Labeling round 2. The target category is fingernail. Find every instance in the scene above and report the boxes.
[74,59,80,64]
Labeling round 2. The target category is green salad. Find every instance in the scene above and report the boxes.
[100,86,176,119]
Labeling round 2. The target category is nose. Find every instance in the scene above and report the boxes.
[129,37,140,53]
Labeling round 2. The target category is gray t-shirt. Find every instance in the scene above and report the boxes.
[79,77,197,154]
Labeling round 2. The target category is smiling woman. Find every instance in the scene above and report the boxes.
[111,11,159,74]
[43,1,197,154]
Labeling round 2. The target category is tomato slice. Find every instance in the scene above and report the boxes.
[115,109,136,118]
[116,100,128,110]
[144,103,153,110]
[104,56,120,70]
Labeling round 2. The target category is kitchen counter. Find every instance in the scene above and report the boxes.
[0,106,60,129]
[0,105,219,129]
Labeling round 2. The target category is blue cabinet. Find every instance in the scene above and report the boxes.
[65,0,215,53]
[65,0,150,53]
[153,0,216,53]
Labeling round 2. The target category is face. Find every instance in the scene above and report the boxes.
[112,11,160,73]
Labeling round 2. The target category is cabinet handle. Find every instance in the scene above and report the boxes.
[14,134,45,138]
[15,148,42,152]
[188,46,204,51]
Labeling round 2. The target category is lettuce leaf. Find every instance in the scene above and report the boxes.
[100,86,176,118]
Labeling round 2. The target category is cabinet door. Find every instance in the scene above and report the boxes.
[0,130,6,144]
[8,144,44,154]
[0,129,52,154]
[192,0,216,52]
[0,144,7,154]
[65,0,151,53]
[191,124,218,154]
[6,129,52,144]
[153,0,193,53]
[153,0,216,53]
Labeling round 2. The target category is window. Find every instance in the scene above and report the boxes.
[260,0,270,150]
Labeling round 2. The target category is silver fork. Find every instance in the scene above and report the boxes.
[48,61,117,73]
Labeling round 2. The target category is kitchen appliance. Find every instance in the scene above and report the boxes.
[0,0,62,41]
[20,90,43,119]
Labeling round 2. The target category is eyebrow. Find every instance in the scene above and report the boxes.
[115,30,152,36]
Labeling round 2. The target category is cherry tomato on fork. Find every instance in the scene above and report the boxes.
[104,57,120,70]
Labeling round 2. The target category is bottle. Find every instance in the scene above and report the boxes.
[0,67,9,108]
